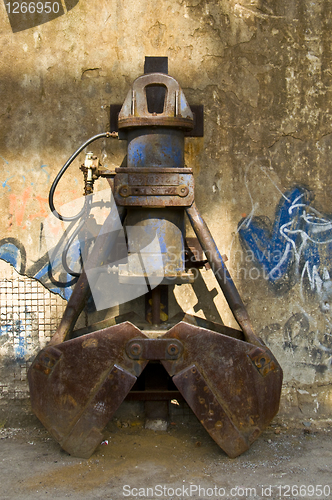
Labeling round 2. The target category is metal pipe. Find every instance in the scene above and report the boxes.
[186,203,263,347]
[49,206,126,345]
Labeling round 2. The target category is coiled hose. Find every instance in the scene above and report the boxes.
[48,132,116,276]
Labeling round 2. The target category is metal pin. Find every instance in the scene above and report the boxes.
[131,90,136,115]
[175,90,179,117]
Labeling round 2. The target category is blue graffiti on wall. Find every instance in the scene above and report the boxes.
[0,320,29,359]
[0,236,79,301]
[238,186,332,307]
[0,238,27,274]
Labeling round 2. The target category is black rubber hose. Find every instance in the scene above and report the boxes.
[61,218,86,277]
[48,132,112,222]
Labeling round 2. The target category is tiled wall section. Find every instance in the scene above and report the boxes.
[0,261,66,399]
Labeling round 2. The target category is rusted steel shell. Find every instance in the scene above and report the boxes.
[28,319,282,459]
[28,322,148,458]
[162,321,283,458]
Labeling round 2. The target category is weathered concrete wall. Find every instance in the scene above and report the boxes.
[1,0,332,419]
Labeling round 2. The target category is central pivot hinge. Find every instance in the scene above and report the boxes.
[126,338,184,360]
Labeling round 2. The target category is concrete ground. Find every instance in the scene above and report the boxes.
[1,401,332,500]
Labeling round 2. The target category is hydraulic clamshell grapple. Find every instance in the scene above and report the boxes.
[28,58,283,459]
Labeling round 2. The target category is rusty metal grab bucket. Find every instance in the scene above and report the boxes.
[28,57,282,459]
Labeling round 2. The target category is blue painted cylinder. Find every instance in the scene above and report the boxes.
[127,128,185,169]
[126,127,187,281]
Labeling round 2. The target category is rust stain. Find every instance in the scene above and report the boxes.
[60,394,78,408]
[185,139,204,175]
[82,338,98,349]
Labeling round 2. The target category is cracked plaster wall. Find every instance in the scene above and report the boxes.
[1,0,332,418]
